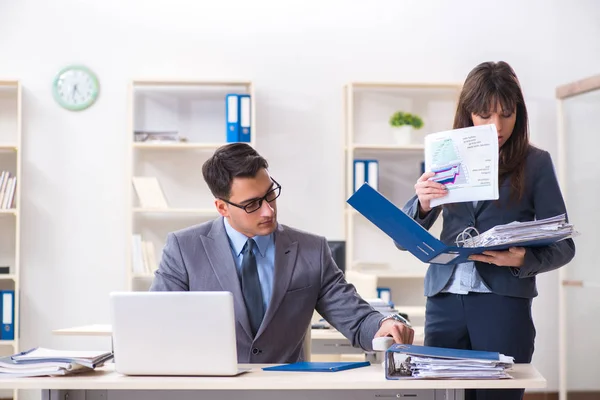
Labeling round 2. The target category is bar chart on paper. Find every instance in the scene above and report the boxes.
[429,139,469,185]
[424,124,499,207]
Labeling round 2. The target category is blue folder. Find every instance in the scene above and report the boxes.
[346,183,571,265]
[388,344,500,360]
[262,361,370,372]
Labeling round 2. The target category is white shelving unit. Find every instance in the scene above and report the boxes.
[0,81,22,400]
[556,74,600,400]
[343,82,461,329]
[126,80,255,291]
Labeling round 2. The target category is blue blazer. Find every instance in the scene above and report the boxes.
[402,146,575,298]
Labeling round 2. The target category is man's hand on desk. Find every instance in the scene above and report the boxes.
[375,319,414,344]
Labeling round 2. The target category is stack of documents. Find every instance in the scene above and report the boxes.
[385,344,514,380]
[460,214,575,248]
[0,348,113,377]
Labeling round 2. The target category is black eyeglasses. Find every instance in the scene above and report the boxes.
[220,179,282,214]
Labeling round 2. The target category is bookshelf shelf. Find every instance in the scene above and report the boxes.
[133,80,252,87]
[343,81,460,326]
[0,145,18,152]
[351,268,426,279]
[351,144,425,151]
[133,142,230,150]
[127,80,256,291]
[132,208,219,215]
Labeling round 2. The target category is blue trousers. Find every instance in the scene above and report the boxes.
[425,292,536,400]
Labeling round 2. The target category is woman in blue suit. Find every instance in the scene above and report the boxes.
[403,61,575,400]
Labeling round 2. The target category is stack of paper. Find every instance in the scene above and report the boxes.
[386,344,514,380]
[0,348,113,377]
[460,214,576,248]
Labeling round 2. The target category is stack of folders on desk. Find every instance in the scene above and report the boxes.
[0,348,113,377]
[385,344,514,380]
[459,214,576,248]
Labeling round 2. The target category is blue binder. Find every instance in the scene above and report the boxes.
[263,361,370,372]
[0,290,14,340]
[346,183,571,265]
[225,94,240,143]
[238,94,251,143]
[388,344,500,361]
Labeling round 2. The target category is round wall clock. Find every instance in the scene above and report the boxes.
[52,65,100,111]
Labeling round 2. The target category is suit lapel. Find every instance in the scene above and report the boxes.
[256,224,298,338]
[202,218,253,340]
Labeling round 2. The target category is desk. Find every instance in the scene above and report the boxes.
[53,324,112,336]
[53,324,424,356]
[310,326,424,355]
[0,363,545,400]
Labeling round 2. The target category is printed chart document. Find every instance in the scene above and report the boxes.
[425,124,499,207]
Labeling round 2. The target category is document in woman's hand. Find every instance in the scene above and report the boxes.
[425,124,499,207]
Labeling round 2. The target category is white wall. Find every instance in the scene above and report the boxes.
[0,0,599,395]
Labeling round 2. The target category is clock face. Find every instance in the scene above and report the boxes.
[52,65,99,111]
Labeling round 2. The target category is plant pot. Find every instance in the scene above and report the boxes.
[392,126,412,145]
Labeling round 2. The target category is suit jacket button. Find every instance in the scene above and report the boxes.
[252,348,260,355]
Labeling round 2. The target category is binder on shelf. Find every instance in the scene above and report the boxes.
[347,183,573,265]
[1,290,14,340]
[263,361,370,372]
[225,94,240,143]
[238,94,251,143]
[353,160,378,192]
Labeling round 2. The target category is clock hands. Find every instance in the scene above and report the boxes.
[71,83,80,103]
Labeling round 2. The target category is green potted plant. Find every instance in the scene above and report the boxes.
[389,111,424,145]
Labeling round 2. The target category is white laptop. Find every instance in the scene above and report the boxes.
[109,291,247,376]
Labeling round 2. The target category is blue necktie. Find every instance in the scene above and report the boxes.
[241,239,264,336]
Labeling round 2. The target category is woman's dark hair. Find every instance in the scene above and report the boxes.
[202,143,269,199]
[453,61,530,201]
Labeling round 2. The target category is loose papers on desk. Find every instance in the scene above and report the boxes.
[425,124,499,208]
[0,348,113,377]
[385,344,514,380]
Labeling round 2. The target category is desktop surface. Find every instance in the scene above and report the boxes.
[0,363,545,390]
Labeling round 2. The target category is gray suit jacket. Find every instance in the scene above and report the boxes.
[402,146,575,298]
[150,218,383,363]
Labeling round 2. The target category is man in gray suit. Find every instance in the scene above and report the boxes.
[150,143,413,363]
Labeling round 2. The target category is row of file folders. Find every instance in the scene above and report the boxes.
[353,160,379,192]
[226,94,252,143]
[353,160,426,193]
[0,291,14,340]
